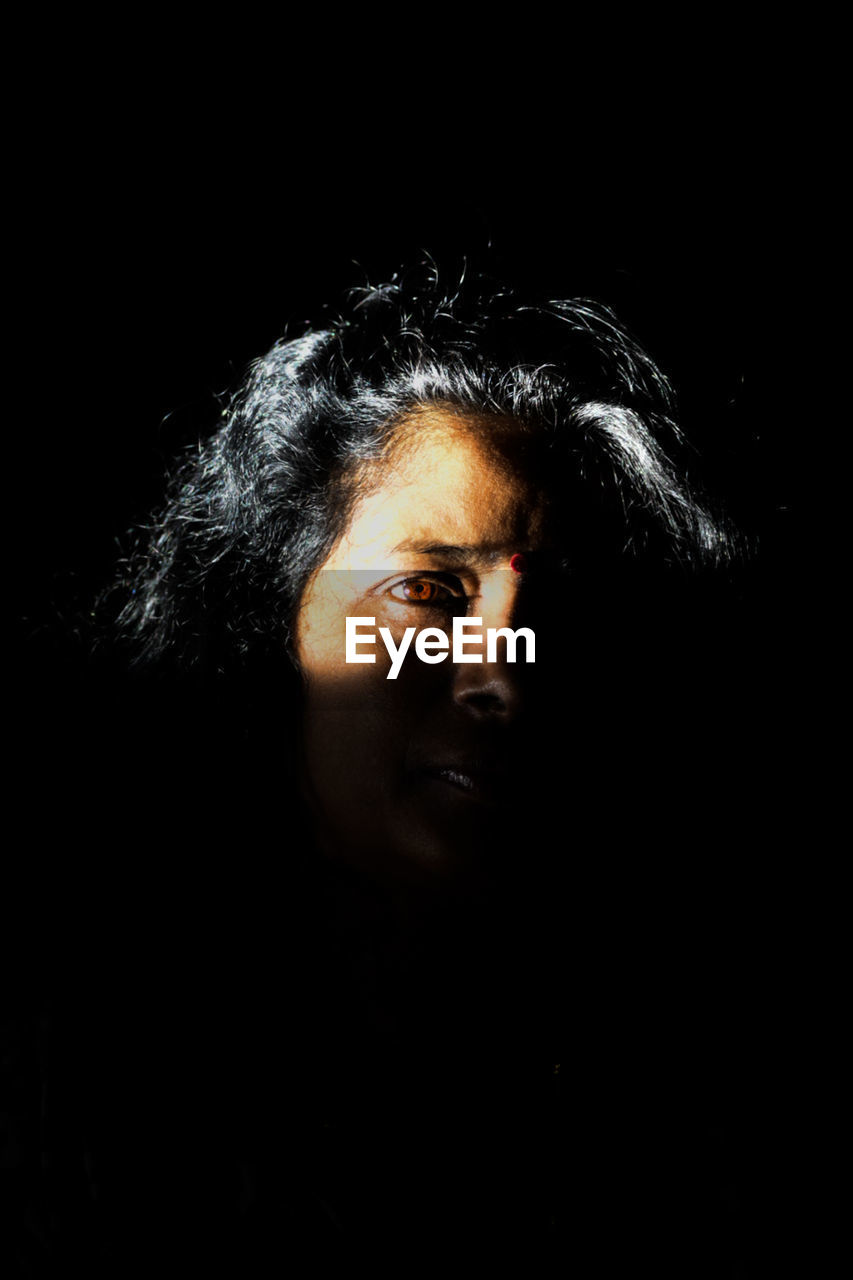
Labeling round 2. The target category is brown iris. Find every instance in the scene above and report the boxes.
[400,579,440,602]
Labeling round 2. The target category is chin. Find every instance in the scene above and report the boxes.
[382,793,511,889]
[311,779,516,894]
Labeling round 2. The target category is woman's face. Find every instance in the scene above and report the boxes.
[295,407,558,889]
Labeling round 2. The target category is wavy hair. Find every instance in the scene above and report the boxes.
[110,263,738,676]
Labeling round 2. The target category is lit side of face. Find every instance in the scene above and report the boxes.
[295,407,552,888]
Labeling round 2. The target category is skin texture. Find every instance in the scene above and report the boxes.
[295,407,556,892]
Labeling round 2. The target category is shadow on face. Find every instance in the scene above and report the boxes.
[292,406,690,899]
[294,410,545,890]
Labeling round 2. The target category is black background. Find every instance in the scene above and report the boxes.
[7,45,835,1277]
[16,89,814,657]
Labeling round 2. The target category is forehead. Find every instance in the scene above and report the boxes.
[325,407,549,570]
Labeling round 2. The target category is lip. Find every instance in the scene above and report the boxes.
[414,761,511,804]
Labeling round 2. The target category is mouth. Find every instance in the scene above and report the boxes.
[431,767,477,792]
[415,762,510,805]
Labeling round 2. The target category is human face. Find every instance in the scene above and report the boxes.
[295,407,555,890]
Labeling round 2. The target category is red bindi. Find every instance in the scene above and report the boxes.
[509,553,526,574]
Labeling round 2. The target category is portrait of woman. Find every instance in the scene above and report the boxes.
[8,175,819,1274]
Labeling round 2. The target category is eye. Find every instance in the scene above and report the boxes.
[386,576,467,608]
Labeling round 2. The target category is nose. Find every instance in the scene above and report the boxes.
[451,573,527,720]
[452,659,524,719]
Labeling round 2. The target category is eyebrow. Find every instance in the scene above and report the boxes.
[389,540,503,566]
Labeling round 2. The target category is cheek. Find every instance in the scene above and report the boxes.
[294,605,345,682]
[302,658,442,766]
[295,584,463,864]
[299,655,454,830]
